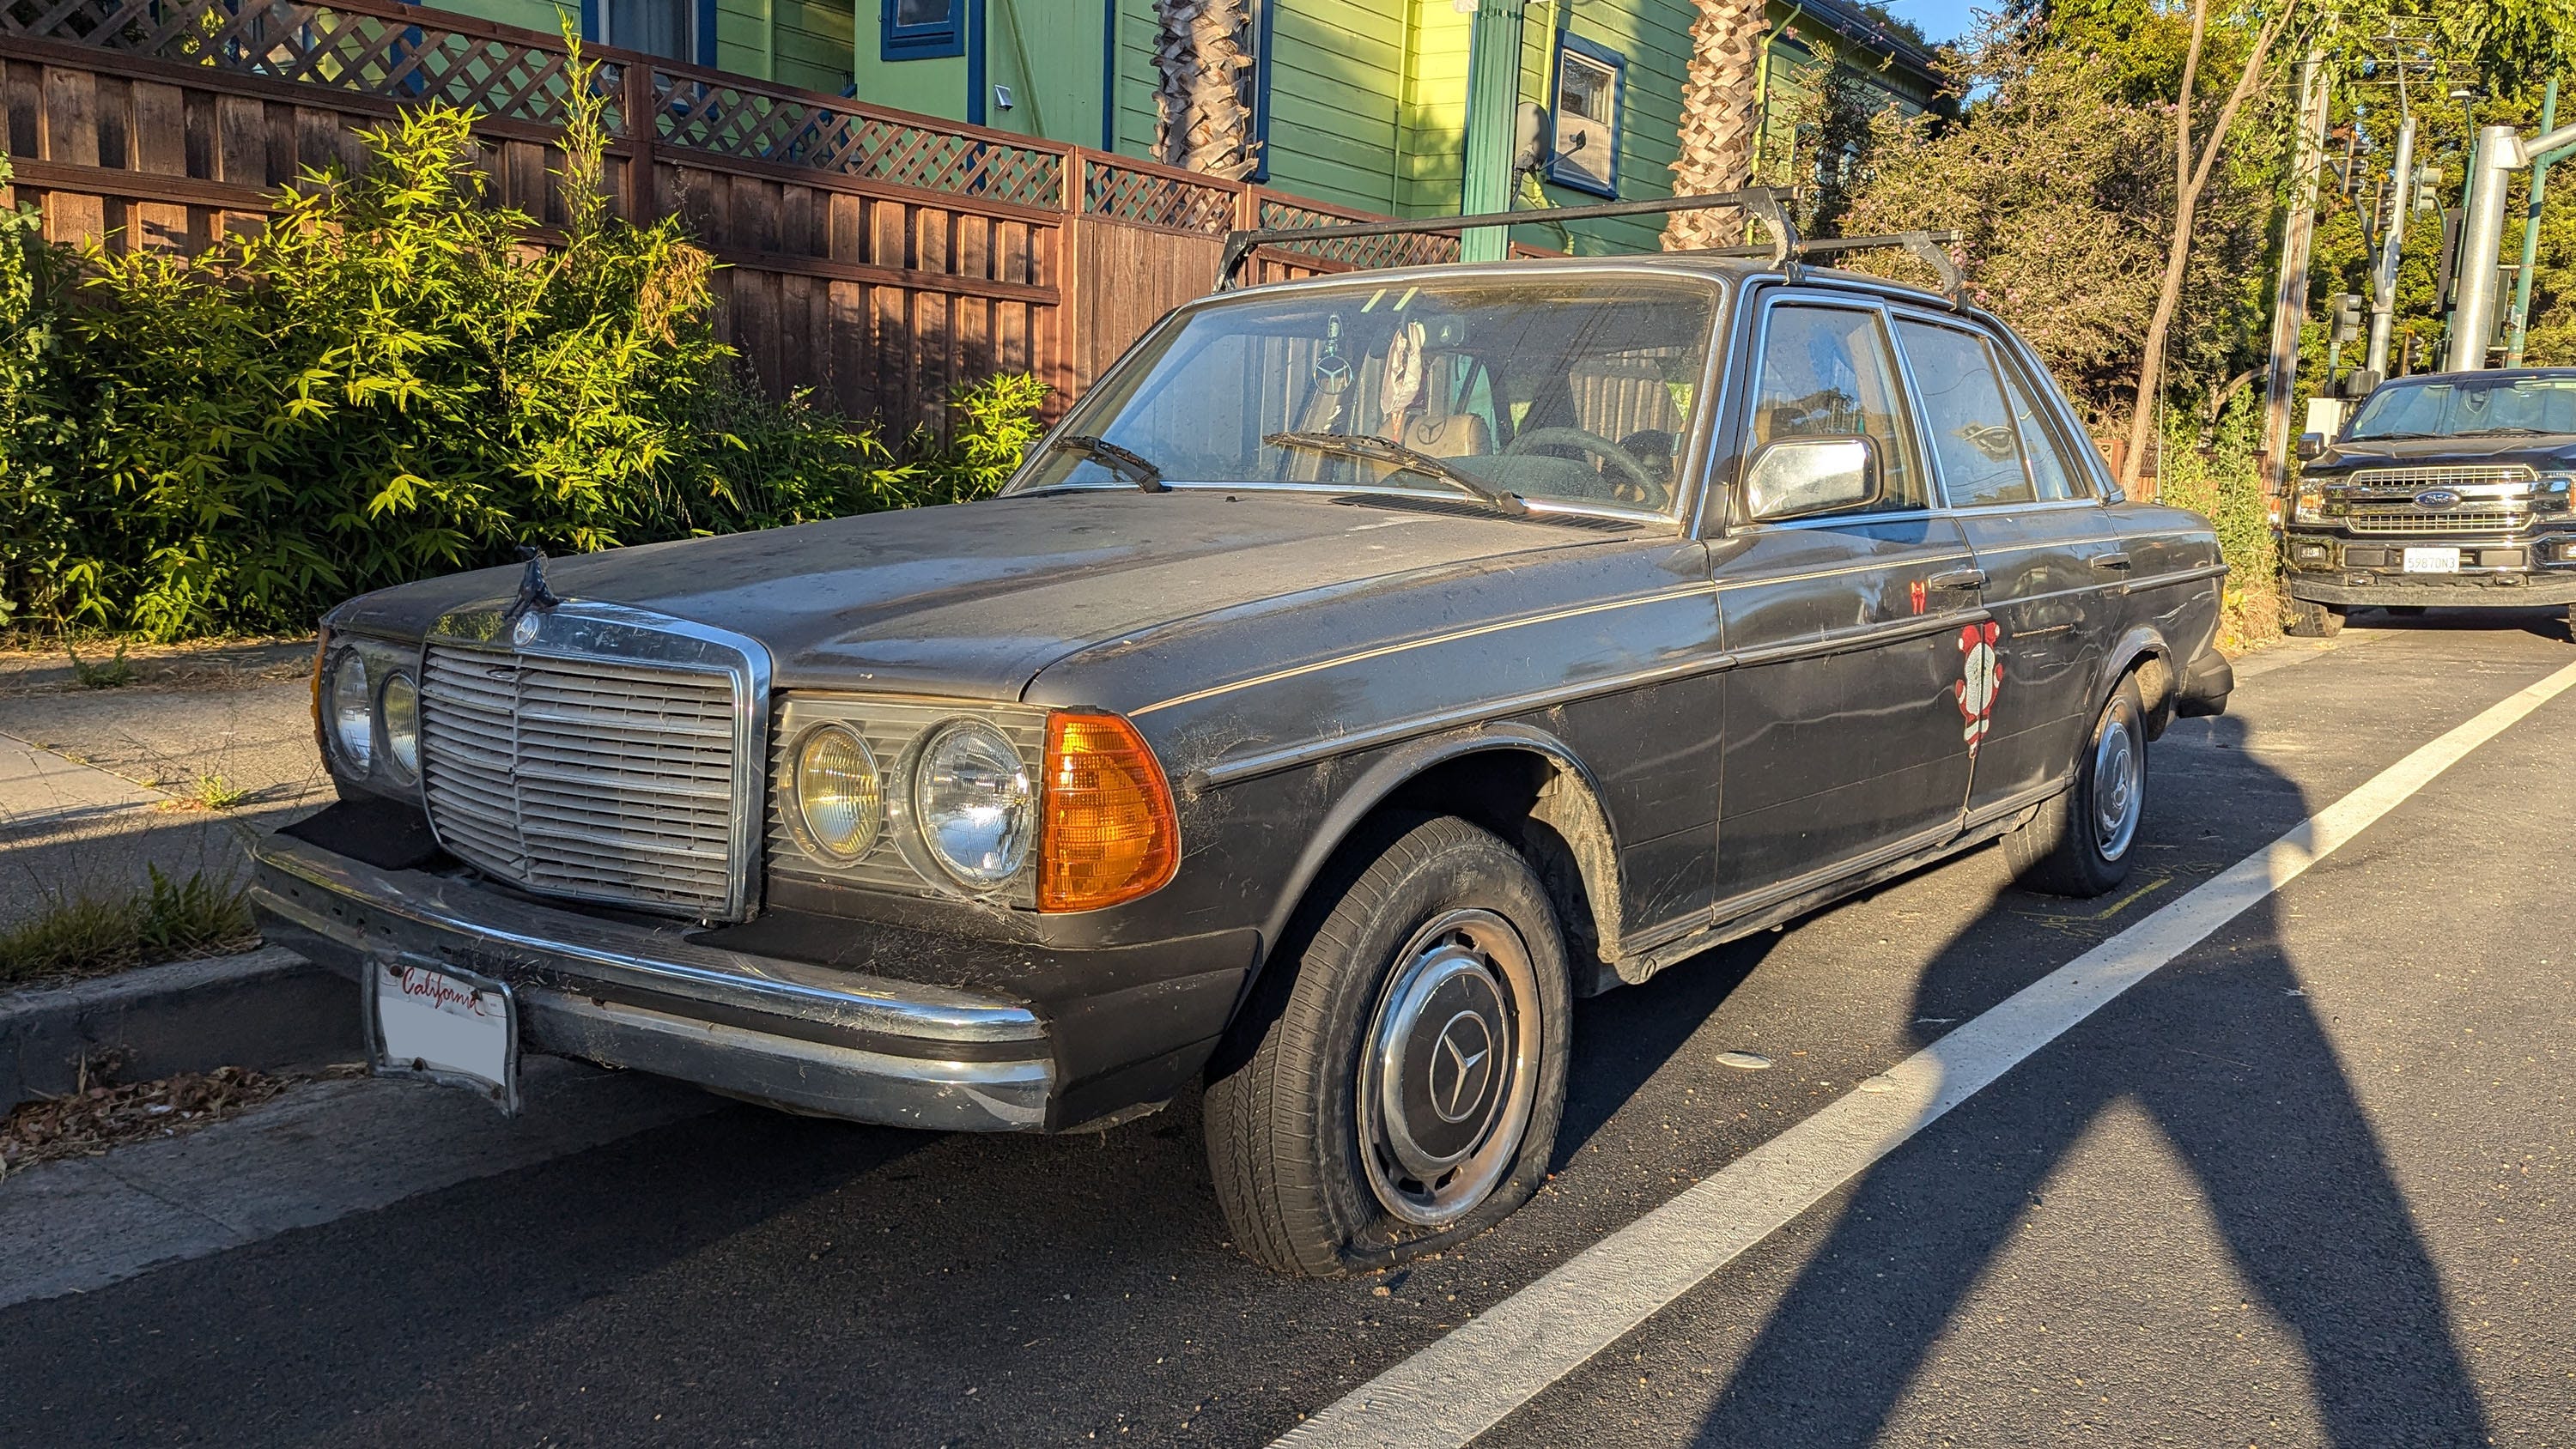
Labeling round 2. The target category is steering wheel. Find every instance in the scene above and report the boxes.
[1504,426,1668,508]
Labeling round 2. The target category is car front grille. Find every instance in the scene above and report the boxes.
[2347,464,2537,488]
[420,644,747,918]
[2345,507,2524,535]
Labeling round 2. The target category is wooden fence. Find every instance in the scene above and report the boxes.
[0,0,1490,429]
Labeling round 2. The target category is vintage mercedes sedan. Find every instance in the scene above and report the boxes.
[2287,367,2576,635]
[254,252,2233,1277]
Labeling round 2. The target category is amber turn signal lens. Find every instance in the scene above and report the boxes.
[1039,712,1179,912]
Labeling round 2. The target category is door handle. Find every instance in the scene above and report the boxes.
[1926,567,1987,591]
[2091,552,2135,571]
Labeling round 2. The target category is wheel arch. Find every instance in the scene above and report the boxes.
[2097,623,2178,739]
[1253,725,1628,997]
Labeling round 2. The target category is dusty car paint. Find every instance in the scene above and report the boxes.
[260,255,2232,1138]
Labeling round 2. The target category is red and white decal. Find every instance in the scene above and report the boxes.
[1954,621,2003,754]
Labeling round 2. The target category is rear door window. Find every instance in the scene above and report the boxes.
[1895,320,2035,508]
[1996,354,2089,501]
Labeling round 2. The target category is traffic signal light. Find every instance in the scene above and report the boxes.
[2328,292,2364,343]
[2413,164,2444,215]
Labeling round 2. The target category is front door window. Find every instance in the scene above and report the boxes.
[1748,304,1926,513]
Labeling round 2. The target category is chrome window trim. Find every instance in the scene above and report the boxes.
[424,601,775,923]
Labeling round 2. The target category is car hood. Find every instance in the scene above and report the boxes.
[2311,433,2576,477]
[325,490,1635,700]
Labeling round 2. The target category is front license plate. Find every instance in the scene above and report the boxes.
[2403,547,2462,573]
[367,955,519,1113]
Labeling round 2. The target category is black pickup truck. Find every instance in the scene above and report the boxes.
[2287,367,2576,636]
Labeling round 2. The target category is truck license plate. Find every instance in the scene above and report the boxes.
[2403,547,2461,573]
[368,955,519,1113]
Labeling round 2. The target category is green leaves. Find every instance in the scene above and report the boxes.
[0,47,1045,640]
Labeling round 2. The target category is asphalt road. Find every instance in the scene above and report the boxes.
[3,611,2570,1448]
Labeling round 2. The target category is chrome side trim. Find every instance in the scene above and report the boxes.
[2122,561,2229,594]
[252,833,1044,1045]
[1188,605,1992,790]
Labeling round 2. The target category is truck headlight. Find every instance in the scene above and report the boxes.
[791,724,884,862]
[328,651,374,772]
[2293,489,2327,524]
[915,721,1034,885]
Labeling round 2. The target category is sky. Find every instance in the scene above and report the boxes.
[1881,0,1988,45]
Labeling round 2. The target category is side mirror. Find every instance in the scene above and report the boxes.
[1746,437,1881,522]
[2296,432,2327,461]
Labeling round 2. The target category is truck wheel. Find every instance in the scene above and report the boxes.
[2384,605,2427,618]
[2004,675,2146,898]
[2283,597,2344,637]
[1203,815,1571,1277]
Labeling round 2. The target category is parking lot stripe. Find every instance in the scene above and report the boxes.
[1274,657,2576,1449]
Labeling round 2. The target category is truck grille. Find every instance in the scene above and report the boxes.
[2348,464,2536,488]
[420,645,746,917]
[2345,507,2522,535]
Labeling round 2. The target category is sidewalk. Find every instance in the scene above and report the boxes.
[0,643,325,926]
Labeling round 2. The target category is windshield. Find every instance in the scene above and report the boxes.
[2345,374,2576,440]
[1013,274,1719,516]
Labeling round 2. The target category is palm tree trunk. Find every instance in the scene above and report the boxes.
[1153,0,1261,180]
[1666,0,1771,250]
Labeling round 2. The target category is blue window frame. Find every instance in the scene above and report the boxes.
[580,0,714,64]
[883,0,968,60]
[1245,0,1276,183]
[1547,32,1626,198]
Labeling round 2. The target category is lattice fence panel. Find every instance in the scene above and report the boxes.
[1,0,624,133]
[1080,157,1235,237]
[649,72,1062,209]
[1255,196,1459,270]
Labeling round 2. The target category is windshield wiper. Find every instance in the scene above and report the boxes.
[1051,434,1168,492]
[2456,426,2558,437]
[1263,432,1528,516]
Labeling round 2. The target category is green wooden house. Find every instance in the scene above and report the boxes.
[445,1,1942,252]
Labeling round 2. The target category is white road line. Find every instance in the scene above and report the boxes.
[1276,657,2576,1449]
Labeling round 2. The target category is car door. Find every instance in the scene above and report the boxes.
[1710,294,1981,911]
[1889,313,2122,815]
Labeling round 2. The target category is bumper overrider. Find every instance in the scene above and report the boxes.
[252,832,1063,1131]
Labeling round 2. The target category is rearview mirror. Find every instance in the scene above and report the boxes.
[2296,432,2326,461]
[1746,437,1881,522]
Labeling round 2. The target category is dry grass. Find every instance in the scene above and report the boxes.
[153,773,252,813]
[0,866,257,990]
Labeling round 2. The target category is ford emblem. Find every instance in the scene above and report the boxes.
[511,611,541,647]
[2414,488,2462,509]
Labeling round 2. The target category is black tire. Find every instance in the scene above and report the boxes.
[2003,675,2148,898]
[2283,597,2345,637]
[2384,605,2427,618]
[1203,815,1572,1277]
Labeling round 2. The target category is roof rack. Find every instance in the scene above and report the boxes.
[1212,190,1966,303]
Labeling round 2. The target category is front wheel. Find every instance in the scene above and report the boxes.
[2003,675,2147,897]
[1203,815,1571,1277]
[2284,597,2345,637]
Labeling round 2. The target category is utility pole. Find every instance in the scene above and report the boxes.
[2363,112,2416,377]
[2263,48,2331,495]
[2505,78,2560,365]
[2449,112,2576,369]
[1460,0,1528,263]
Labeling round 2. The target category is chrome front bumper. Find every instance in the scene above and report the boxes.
[251,833,1056,1131]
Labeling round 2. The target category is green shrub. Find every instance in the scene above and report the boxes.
[0,155,76,633]
[0,866,255,987]
[0,43,1048,640]
[2157,393,2281,650]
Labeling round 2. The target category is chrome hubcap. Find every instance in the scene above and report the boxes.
[2093,714,2142,861]
[1358,908,1542,1227]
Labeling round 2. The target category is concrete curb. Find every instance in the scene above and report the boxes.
[1,946,358,1111]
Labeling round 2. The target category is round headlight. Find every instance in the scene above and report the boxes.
[914,722,1033,886]
[380,672,420,779]
[793,725,884,862]
[327,652,373,773]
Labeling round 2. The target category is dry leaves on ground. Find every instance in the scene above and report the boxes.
[0,1064,356,1179]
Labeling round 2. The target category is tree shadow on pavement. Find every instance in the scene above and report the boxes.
[1689,711,2490,1446]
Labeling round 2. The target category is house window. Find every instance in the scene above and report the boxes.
[588,0,706,63]
[1548,33,1625,198]
[884,0,968,60]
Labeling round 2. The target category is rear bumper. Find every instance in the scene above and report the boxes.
[252,832,1063,1131]
[2174,647,2233,718]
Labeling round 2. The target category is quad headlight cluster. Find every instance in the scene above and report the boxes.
[318,633,422,795]
[773,696,1176,912]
